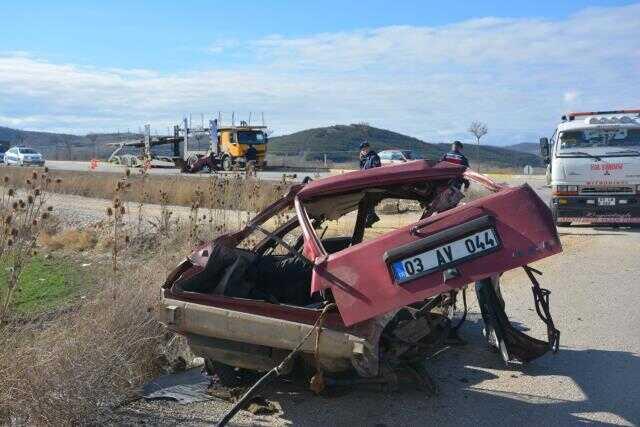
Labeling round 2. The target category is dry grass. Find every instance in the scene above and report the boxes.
[39,228,97,251]
[0,235,189,425]
[0,166,272,424]
[0,167,285,211]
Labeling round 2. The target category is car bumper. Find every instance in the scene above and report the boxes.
[159,295,370,373]
[553,195,640,224]
[22,160,45,166]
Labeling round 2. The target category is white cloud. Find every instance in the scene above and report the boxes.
[1,4,639,145]
[563,90,580,104]
[204,39,240,54]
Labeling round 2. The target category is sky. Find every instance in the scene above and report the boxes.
[1,0,639,145]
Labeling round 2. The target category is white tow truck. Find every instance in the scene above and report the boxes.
[540,109,640,226]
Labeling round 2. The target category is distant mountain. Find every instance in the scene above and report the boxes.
[505,142,540,156]
[269,124,543,167]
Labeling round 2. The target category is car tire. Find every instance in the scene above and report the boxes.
[204,359,257,388]
[222,156,232,171]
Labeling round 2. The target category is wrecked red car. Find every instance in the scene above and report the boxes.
[160,160,561,389]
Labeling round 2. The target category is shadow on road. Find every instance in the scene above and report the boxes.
[269,318,639,426]
[559,224,640,236]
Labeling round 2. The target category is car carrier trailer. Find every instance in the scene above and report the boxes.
[107,116,268,172]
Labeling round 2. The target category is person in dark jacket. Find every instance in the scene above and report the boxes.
[358,141,381,227]
[245,145,258,162]
[441,140,469,167]
[245,144,258,176]
[441,140,470,190]
[359,141,381,170]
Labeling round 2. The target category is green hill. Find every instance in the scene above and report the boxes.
[269,124,543,168]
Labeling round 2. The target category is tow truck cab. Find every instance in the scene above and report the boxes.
[540,110,640,226]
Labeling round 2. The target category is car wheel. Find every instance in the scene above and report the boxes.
[204,359,257,388]
[222,156,232,171]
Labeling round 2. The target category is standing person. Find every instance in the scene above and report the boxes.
[358,141,381,227]
[441,140,469,167]
[359,141,381,170]
[245,144,258,176]
[441,140,470,190]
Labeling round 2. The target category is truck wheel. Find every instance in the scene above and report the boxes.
[549,201,570,227]
[204,359,257,388]
[222,156,232,171]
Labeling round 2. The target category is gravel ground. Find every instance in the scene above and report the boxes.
[42,192,251,231]
[45,177,640,426]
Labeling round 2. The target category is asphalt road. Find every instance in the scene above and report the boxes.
[44,160,331,182]
[113,175,639,426]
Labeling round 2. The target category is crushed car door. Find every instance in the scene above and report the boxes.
[307,184,561,326]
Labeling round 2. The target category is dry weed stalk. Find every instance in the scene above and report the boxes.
[107,170,132,276]
[188,188,204,243]
[149,188,174,236]
[136,166,150,236]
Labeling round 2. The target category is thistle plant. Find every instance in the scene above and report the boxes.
[0,169,58,323]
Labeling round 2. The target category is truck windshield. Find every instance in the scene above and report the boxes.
[237,131,266,144]
[559,129,640,151]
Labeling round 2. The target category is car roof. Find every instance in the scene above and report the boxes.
[297,160,464,200]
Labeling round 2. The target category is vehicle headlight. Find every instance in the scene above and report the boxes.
[554,185,578,195]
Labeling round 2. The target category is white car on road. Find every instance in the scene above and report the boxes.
[378,149,416,165]
[4,147,45,167]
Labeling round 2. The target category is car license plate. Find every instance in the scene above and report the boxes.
[597,197,616,206]
[391,228,500,283]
